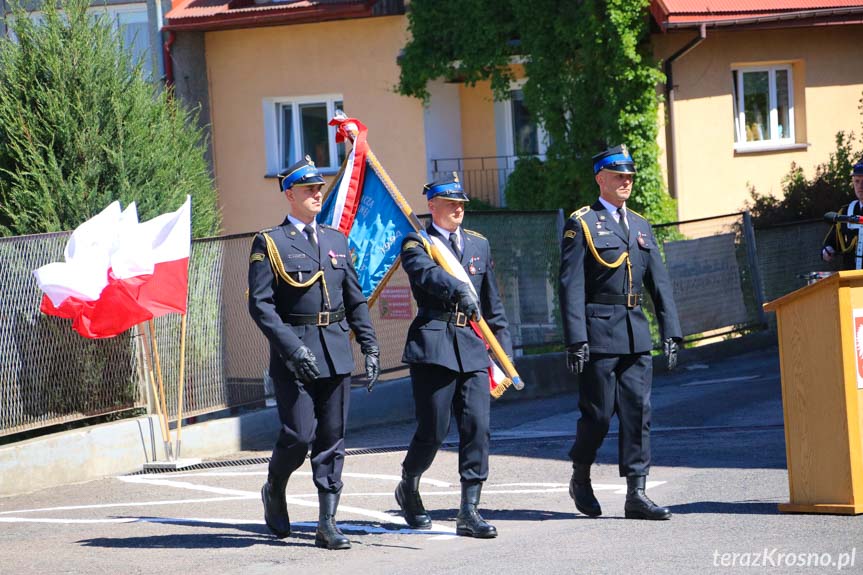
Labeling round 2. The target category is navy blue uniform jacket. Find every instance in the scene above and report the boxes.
[559,201,681,355]
[248,218,377,380]
[400,224,512,373]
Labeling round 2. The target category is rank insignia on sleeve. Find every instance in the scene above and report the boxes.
[564,230,577,239]
[250,253,265,263]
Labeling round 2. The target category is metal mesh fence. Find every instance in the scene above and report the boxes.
[654,212,766,341]
[754,219,840,302]
[0,232,141,437]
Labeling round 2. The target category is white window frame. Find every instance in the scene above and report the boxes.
[10,4,154,79]
[263,95,344,176]
[733,64,795,153]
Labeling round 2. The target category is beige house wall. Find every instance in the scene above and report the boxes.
[205,15,426,235]
[459,81,497,158]
[655,25,863,221]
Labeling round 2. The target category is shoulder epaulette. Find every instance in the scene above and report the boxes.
[258,227,274,234]
[627,208,646,221]
[570,206,590,219]
[319,223,336,231]
[464,229,486,239]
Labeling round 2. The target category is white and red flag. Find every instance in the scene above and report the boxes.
[33,196,192,339]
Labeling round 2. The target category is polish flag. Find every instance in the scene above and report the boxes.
[34,196,191,339]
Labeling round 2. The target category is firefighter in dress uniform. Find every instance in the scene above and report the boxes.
[822,159,863,270]
[248,156,380,550]
[394,173,512,538]
[559,145,682,520]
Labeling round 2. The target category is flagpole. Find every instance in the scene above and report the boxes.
[149,319,174,460]
[139,322,171,458]
[174,313,188,459]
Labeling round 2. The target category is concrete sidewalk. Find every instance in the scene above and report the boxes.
[0,331,778,497]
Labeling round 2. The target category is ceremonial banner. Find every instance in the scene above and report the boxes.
[318,116,414,301]
[319,114,523,397]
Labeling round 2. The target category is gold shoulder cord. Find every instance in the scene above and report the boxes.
[262,232,332,308]
[835,223,858,253]
[576,216,634,296]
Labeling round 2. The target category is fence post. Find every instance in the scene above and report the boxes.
[742,210,767,326]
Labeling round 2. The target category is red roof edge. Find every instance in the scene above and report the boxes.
[164,0,378,32]
[650,0,671,32]
[651,5,863,31]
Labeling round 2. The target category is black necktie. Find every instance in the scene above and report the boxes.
[617,207,629,238]
[304,225,317,253]
[449,232,462,260]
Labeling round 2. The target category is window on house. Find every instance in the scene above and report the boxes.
[511,90,539,156]
[12,6,154,79]
[267,97,345,174]
[732,66,794,149]
[113,8,152,79]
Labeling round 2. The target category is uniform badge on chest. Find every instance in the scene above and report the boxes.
[637,231,646,247]
[468,255,480,275]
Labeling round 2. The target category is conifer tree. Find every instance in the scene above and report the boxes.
[0,0,220,238]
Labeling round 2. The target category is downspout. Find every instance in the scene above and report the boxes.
[163,30,176,89]
[663,23,706,200]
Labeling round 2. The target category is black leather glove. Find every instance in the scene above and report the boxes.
[363,346,380,392]
[664,338,680,371]
[453,282,480,320]
[288,345,320,385]
[566,342,589,375]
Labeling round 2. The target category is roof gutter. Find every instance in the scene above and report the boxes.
[663,23,706,202]
[664,6,863,30]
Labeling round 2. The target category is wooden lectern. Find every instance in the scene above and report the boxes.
[764,270,863,514]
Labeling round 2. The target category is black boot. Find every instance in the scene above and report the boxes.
[315,491,351,550]
[624,476,671,520]
[456,483,497,539]
[570,463,602,517]
[395,471,432,529]
[261,473,291,538]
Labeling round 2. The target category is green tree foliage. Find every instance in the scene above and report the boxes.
[398,0,675,222]
[0,0,220,238]
[747,131,861,227]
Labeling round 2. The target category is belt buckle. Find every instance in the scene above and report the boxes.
[455,312,468,327]
[626,293,639,308]
[317,311,330,326]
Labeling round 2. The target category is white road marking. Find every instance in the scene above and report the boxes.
[0,463,666,543]
[680,375,760,387]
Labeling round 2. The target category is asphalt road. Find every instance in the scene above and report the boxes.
[2,346,862,575]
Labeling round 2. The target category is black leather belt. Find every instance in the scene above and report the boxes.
[589,293,642,308]
[285,308,346,326]
[417,307,471,327]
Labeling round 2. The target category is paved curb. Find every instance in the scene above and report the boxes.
[0,331,778,497]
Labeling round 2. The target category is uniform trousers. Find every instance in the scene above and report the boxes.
[402,364,490,484]
[269,374,350,493]
[569,353,653,477]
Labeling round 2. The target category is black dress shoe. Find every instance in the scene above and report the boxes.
[570,470,602,517]
[261,476,291,538]
[315,491,351,550]
[395,473,433,529]
[456,483,497,539]
[624,476,671,520]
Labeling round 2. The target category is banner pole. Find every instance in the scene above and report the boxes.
[149,319,174,460]
[175,313,188,459]
[136,323,159,461]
